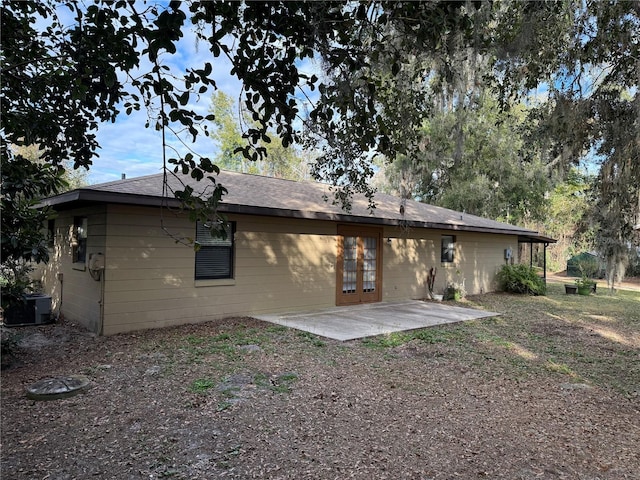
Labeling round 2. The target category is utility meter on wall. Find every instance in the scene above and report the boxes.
[89,253,105,271]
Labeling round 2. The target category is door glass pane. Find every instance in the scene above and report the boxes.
[362,236,377,292]
[342,236,357,294]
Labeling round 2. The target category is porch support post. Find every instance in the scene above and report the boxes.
[530,241,533,268]
[543,242,548,282]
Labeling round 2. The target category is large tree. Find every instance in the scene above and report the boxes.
[380,95,552,227]
[318,1,639,274]
[1,1,487,213]
[490,1,640,278]
[209,91,310,180]
[1,1,638,270]
[543,168,595,272]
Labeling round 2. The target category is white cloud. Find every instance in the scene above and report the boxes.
[90,9,240,185]
[88,3,325,186]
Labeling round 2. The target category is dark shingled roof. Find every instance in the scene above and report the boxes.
[41,170,555,243]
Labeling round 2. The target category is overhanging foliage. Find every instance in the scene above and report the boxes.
[1,1,638,270]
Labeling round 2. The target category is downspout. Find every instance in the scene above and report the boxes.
[89,253,105,335]
[99,270,105,335]
[57,272,64,320]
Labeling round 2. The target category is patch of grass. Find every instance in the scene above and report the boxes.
[461,282,640,395]
[207,343,237,356]
[228,326,266,346]
[361,326,464,349]
[411,328,458,344]
[265,325,289,334]
[276,372,299,390]
[185,335,208,346]
[545,360,577,377]
[189,378,215,394]
[212,333,232,341]
[297,331,326,347]
[253,372,299,393]
[147,284,640,399]
[476,333,513,348]
[361,332,410,349]
[179,329,264,362]
[216,401,233,412]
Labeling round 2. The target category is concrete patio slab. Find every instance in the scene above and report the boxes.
[253,300,500,341]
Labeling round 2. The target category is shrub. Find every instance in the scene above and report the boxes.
[444,269,466,300]
[496,264,547,296]
[576,256,599,279]
[1,329,20,367]
[1,259,36,310]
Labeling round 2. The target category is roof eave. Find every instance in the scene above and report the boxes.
[210,204,542,237]
[41,190,553,240]
[518,234,557,244]
[38,190,181,210]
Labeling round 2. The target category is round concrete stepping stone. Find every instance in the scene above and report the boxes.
[25,375,91,401]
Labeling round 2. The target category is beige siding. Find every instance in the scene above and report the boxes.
[41,202,520,335]
[455,233,517,295]
[39,206,106,333]
[102,206,338,334]
[381,228,517,300]
[381,228,436,301]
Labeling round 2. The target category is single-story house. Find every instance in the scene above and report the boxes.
[38,170,555,335]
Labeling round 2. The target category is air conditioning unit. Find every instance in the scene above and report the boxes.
[2,294,52,326]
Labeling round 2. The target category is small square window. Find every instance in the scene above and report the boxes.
[441,235,455,263]
[72,217,87,264]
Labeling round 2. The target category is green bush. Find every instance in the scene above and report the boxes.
[496,264,547,296]
[1,331,19,357]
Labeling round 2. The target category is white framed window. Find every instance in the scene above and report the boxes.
[195,221,235,280]
[441,235,455,263]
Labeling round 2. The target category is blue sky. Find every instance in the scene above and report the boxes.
[88,23,242,185]
[87,27,320,185]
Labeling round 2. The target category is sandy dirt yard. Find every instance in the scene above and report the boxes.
[1,283,639,479]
